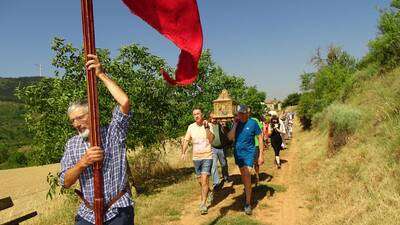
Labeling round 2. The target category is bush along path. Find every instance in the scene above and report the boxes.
[174,120,309,225]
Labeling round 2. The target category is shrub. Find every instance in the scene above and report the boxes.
[311,111,327,132]
[8,151,28,166]
[128,148,174,193]
[325,104,361,156]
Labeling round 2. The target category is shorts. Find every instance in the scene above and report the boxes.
[234,148,255,168]
[193,159,212,177]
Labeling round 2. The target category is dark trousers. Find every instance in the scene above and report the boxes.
[75,206,134,225]
[271,135,283,157]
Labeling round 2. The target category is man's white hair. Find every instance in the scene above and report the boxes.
[67,101,89,116]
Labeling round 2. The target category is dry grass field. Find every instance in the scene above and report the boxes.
[0,163,66,224]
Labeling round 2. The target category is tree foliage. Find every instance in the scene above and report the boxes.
[282,93,301,108]
[297,0,400,130]
[16,38,266,165]
[297,45,357,129]
[361,0,400,70]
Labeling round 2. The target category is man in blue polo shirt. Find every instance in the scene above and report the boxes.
[228,105,264,215]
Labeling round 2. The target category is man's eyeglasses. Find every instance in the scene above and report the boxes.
[70,113,88,123]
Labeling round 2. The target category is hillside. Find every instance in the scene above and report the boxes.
[0,77,41,169]
[296,68,400,224]
[0,76,43,102]
[0,101,32,169]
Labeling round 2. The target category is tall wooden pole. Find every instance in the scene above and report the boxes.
[80,0,104,224]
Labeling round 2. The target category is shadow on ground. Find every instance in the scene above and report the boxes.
[230,172,273,186]
[208,184,276,225]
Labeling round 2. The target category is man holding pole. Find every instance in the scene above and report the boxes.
[60,54,134,225]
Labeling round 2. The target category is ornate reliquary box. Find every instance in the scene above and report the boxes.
[212,89,237,119]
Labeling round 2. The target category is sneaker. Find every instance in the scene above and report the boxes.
[206,190,213,206]
[244,204,252,215]
[199,204,208,215]
[275,160,281,169]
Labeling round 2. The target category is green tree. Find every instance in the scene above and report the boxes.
[300,72,315,92]
[282,93,301,108]
[361,0,400,69]
[298,45,357,129]
[16,38,266,165]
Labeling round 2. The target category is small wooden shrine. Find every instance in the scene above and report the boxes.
[212,89,237,119]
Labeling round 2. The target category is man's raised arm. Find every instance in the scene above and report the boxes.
[86,54,130,114]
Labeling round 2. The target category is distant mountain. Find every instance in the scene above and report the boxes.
[0,76,43,102]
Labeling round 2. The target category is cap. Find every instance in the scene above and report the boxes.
[237,104,248,113]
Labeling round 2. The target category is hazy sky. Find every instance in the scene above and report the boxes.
[0,0,391,99]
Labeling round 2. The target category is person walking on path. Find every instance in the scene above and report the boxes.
[249,109,264,186]
[280,110,288,149]
[181,107,215,215]
[268,111,286,169]
[210,113,231,190]
[228,105,264,215]
[60,54,134,225]
[286,112,295,139]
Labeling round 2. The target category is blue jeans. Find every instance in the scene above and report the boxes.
[75,206,134,225]
[211,147,229,187]
[193,159,212,177]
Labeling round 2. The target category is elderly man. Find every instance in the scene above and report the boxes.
[60,54,134,225]
[228,105,264,215]
[181,107,214,215]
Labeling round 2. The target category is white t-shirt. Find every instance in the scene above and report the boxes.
[184,122,214,160]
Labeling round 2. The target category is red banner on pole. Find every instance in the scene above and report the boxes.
[122,0,203,86]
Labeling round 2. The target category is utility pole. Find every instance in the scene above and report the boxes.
[34,64,43,77]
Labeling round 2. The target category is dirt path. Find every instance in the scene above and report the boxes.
[257,123,309,225]
[175,121,309,225]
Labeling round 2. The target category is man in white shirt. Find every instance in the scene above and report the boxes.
[181,107,214,215]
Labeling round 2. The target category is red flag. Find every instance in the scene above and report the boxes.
[122,0,203,86]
